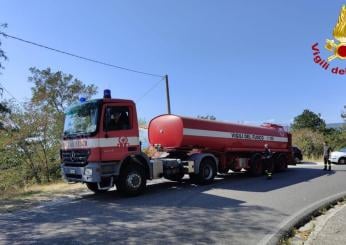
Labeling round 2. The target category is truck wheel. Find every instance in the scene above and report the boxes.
[249,155,263,177]
[195,158,216,184]
[294,157,301,164]
[86,183,109,194]
[116,163,146,197]
[166,173,185,182]
[276,154,288,172]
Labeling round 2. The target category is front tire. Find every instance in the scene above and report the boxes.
[275,154,288,172]
[86,183,109,194]
[116,163,146,197]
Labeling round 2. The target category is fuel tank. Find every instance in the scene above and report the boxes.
[148,114,290,152]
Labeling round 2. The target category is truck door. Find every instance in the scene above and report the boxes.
[100,104,139,162]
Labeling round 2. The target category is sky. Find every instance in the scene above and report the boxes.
[1,0,345,125]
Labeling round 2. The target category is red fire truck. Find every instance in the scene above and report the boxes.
[61,90,292,196]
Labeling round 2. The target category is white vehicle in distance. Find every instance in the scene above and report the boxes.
[329,147,346,164]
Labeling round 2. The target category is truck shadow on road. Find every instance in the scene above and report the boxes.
[0,165,338,244]
[0,183,286,245]
[81,165,335,200]
[215,165,335,193]
[59,165,337,209]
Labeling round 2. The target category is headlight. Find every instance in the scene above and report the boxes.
[85,168,93,176]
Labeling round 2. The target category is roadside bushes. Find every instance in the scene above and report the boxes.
[292,128,324,159]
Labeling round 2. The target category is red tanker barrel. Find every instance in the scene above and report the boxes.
[148,115,184,148]
[148,114,289,152]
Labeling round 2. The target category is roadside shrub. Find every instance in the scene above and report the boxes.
[292,128,324,159]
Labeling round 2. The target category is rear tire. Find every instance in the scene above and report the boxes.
[116,163,146,197]
[275,154,288,172]
[191,158,216,184]
[294,157,301,164]
[249,154,263,177]
[86,183,109,194]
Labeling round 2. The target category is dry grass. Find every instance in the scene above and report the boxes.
[303,157,323,162]
[296,225,315,240]
[281,199,346,244]
[0,181,86,213]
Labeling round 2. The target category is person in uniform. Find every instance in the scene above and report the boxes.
[323,141,332,171]
[263,144,273,179]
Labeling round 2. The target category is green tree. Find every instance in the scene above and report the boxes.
[0,23,7,70]
[0,23,10,129]
[0,94,11,130]
[0,102,31,191]
[27,67,97,181]
[29,67,97,113]
[0,68,98,193]
[291,109,326,132]
[325,128,346,151]
[328,106,346,151]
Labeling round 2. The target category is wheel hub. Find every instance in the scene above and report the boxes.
[127,173,141,189]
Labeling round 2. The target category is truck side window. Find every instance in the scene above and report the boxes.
[104,106,131,131]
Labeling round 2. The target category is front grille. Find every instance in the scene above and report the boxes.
[65,174,82,179]
[61,149,90,166]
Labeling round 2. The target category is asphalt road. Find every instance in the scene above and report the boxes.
[1,162,346,245]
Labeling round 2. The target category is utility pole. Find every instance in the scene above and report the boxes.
[165,74,171,114]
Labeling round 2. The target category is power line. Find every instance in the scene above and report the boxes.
[136,77,164,102]
[0,82,26,110]
[0,32,164,78]
[0,82,20,102]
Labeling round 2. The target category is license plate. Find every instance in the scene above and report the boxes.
[69,169,76,174]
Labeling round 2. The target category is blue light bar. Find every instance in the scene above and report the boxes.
[104,89,111,99]
[79,97,86,103]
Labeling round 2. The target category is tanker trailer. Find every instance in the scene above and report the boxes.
[61,90,292,196]
[149,114,292,181]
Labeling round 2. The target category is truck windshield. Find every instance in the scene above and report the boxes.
[64,101,99,137]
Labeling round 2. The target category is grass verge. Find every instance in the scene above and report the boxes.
[0,181,86,213]
[279,196,346,245]
[303,157,323,163]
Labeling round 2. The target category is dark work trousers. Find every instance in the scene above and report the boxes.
[324,156,331,170]
[265,157,273,178]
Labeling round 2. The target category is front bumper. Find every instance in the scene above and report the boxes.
[329,156,337,163]
[61,162,120,183]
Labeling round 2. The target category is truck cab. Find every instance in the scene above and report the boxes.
[61,90,151,195]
